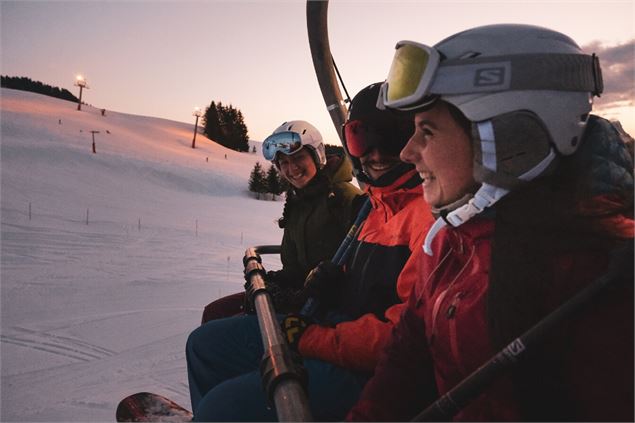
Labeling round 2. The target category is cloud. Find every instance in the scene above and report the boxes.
[582,39,635,111]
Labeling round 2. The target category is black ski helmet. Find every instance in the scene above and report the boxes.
[343,82,415,186]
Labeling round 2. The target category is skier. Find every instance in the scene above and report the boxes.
[347,24,634,421]
[201,120,362,322]
[185,82,434,421]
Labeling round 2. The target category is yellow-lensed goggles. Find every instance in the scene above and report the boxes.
[379,41,441,111]
[378,40,604,111]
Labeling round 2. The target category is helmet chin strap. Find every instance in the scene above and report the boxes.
[423,183,509,255]
[430,193,473,219]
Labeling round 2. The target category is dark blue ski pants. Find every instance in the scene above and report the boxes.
[186,314,368,421]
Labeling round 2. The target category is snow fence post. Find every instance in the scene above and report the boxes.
[90,130,99,154]
[243,247,312,422]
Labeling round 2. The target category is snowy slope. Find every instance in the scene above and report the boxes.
[0,88,284,421]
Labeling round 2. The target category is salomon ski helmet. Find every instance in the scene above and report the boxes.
[262,120,327,168]
[344,82,415,186]
[378,24,604,253]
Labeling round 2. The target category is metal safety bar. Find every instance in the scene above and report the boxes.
[243,247,313,422]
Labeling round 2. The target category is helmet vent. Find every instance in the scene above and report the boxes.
[458,51,480,59]
[500,152,527,162]
[570,136,578,147]
[302,129,307,134]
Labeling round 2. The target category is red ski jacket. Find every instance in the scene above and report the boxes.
[298,169,434,372]
[348,215,634,421]
[348,114,635,422]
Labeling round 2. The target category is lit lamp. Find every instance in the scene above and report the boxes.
[192,107,203,149]
[74,75,89,111]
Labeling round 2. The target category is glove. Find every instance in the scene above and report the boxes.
[281,314,311,352]
[303,261,345,308]
[267,283,307,314]
[244,272,306,314]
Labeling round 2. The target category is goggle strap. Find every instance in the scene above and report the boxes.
[431,53,603,96]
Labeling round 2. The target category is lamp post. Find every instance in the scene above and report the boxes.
[74,75,89,111]
[192,107,203,149]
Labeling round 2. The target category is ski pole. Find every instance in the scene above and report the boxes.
[300,196,372,317]
[331,197,372,264]
[244,248,313,422]
[412,242,633,422]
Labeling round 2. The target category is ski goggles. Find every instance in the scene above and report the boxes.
[343,120,410,158]
[378,41,441,111]
[262,131,303,161]
[378,40,604,111]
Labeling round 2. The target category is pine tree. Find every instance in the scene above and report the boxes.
[233,110,250,152]
[201,100,251,152]
[203,101,222,141]
[1,75,78,102]
[248,162,267,199]
[217,102,232,149]
[223,105,239,150]
[265,165,284,200]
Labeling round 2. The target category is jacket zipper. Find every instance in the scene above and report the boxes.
[447,291,468,375]
[428,240,474,345]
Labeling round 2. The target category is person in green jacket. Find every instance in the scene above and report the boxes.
[201,120,363,322]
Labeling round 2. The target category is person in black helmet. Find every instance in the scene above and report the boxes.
[185,82,435,421]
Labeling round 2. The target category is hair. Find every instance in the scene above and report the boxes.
[445,101,472,136]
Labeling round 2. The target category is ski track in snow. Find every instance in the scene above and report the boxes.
[1,326,116,362]
[1,89,284,421]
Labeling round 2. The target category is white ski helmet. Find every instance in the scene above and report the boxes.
[262,120,327,168]
[378,24,604,254]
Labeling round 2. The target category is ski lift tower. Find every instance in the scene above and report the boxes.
[192,106,203,149]
[74,75,89,111]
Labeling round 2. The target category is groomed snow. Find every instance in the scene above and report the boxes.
[1,88,285,421]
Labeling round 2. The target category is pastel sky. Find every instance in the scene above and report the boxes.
[2,0,634,145]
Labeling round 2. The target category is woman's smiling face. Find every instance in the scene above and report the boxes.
[400,101,475,208]
[277,147,318,189]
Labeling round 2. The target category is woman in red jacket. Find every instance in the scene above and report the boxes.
[348,24,634,421]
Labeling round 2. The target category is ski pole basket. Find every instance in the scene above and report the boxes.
[243,247,313,422]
